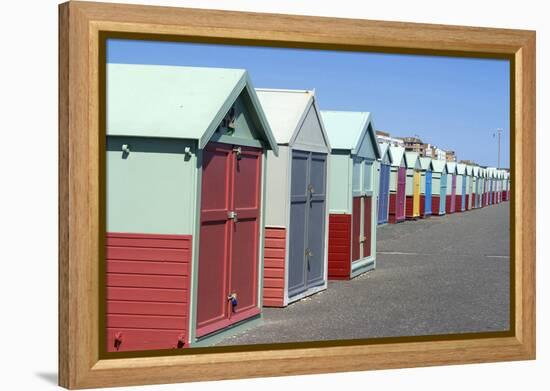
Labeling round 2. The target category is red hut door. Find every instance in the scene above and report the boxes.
[196,142,262,338]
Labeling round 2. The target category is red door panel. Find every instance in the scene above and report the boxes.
[196,143,232,335]
[363,196,372,258]
[230,147,261,316]
[351,197,361,262]
[197,143,262,338]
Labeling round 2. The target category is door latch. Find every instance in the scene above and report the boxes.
[228,293,238,312]
[305,248,313,257]
[308,184,315,195]
[227,210,238,222]
[359,235,367,243]
[232,146,242,160]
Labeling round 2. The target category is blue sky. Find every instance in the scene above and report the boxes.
[107,39,510,168]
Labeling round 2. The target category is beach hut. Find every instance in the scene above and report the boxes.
[464,165,473,210]
[445,162,457,214]
[487,167,496,205]
[472,166,480,208]
[455,163,467,212]
[376,142,393,225]
[404,152,421,220]
[255,89,331,307]
[503,171,510,201]
[495,170,501,203]
[388,146,407,224]
[105,64,279,351]
[430,160,447,215]
[419,157,433,218]
[321,111,381,280]
[482,168,489,207]
[479,168,485,207]
[498,170,505,203]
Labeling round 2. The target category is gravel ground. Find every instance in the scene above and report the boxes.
[216,202,510,346]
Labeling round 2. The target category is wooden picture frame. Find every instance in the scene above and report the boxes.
[58,1,536,388]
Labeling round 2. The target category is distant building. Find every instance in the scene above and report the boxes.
[446,150,457,162]
[377,131,452,162]
[459,159,477,166]
[401,136,426,155]
[425,144,447,161]
[376,130,404,146]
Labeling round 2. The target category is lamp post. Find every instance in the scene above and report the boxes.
[495,128,503,169]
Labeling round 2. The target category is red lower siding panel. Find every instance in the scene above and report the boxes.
[388,193,405,224]
[328,214,351,280]
[445,195,454,214]
[106,232,191,352]
[263,227,286,307]
[431,195,442,215]
[107,328,186,352]
[455,195,463,212]
[405,196,414,219]
[419,195,425,217]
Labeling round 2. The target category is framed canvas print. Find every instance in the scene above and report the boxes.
[58,1,535,389]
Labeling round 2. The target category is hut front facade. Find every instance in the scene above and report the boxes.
[487,167,496,205]
[472,166,481,208]
[404,152,421,219]
[456,163,467,212]
[446,162,457,214]
[256,89,331,307]
[430,160,447,215]
[482,168,489,207]
[376,142,392,225]
[419,157,433,218]
[388,146,407,223]
[503,171,511,201]
[465,165,472,210]
[322,111,381,280]
[105,64,279,351]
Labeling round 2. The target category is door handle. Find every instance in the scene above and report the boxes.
[227,211,238,222]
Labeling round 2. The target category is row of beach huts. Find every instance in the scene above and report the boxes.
[105,64,510,352]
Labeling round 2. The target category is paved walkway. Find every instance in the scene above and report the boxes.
[217,202,510,346]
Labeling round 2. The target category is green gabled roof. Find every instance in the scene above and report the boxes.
[378,142,393,164]
[388,145,406,167]
[107,63,278,154]
[320,111,381,158]
[431,159,447,173]
[255,89,330,150]
[405,152,421,169]
[419,157,433,171]
[446,162,457,174]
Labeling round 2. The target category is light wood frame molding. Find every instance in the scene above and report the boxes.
[58,1,536,388]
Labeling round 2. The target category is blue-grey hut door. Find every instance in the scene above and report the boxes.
[288,150,327,299]
[306,153,327,289]
[425,170,432,214]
